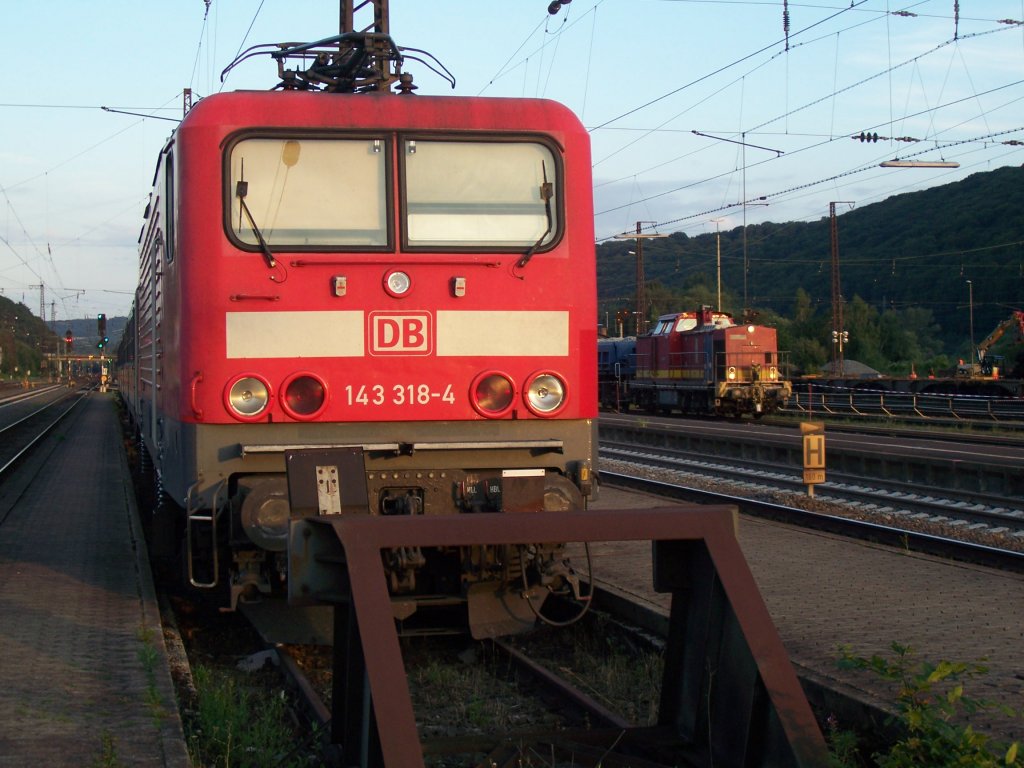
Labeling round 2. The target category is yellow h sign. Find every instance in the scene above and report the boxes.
[800,422,826,491]
[803,434,825,469]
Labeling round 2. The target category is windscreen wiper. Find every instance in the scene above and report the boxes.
[517,163,554,269]
[235,180,277,270]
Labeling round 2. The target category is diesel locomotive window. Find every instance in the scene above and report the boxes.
[228,138,388,247]
[402,140,559,249]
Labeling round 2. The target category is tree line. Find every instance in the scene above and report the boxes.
[598,164,1024,377]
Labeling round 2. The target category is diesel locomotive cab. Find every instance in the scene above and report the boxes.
[625,308,792,417]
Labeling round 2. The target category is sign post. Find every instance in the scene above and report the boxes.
[801,422,826,497]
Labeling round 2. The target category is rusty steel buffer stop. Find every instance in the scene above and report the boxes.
[285,446,829,767]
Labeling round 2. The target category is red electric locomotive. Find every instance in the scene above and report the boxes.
[630,306,791,417]
[118,34,597,637]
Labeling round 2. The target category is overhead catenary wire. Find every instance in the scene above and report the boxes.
[596,82,1024,241]
[3,1,1023,320]
[0,0,221,320]
[589,0,870,135]
[587,3,1022,243]
[591,8,1021,203]
[221,0,267,91]
[479,0,611,97]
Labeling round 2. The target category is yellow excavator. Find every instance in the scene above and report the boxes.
[956,310,1024,378]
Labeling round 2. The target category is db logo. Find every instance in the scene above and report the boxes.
[368,312,433,356]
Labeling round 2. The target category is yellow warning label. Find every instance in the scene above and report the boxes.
[803,469,826,484]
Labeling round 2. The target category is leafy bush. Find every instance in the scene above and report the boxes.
[835,642,1020,767]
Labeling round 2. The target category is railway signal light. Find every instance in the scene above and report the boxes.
[96,314,108,350]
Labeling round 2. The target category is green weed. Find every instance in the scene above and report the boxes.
[90,730,123,768]
[186,664,321,768]
[832,642,1021,767]
[136,625,166,721]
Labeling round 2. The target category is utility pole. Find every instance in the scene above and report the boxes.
[966,279,975,367]
[742,137,747,310]
[614,222,667,335]
[691,130,778,312]
[635,221,646,335]
[829,202,854,376]
[711,218,725,312]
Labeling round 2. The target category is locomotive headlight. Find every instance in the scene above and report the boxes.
[524,372,567,416]
[227,376,270,418]
[727,366,738,381]
[769,366,778,381]
[282,373,327,419]
[384,269,412,297]
[471,371,515,417]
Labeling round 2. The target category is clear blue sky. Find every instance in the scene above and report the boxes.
[2,1,1022,321]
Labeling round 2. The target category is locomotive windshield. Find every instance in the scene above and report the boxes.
[228,137,388,247]
[403,140,559,249]
[226,136,560,252]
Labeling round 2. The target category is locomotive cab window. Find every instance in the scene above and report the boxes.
[228,137,388,248]
[403,140,560,249]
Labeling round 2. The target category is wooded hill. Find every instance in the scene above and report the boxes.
[597,164,1024,376]
[0,294,59,376]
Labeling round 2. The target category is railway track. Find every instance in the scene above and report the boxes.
[598,460,1024,573]
[0,385,91,523]
[164,590,677,767]
[600,440,1024,540]
[149,433,1024,765]
[158,451,1022,767]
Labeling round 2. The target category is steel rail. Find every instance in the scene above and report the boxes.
[0,384,63,408]
[0,389,89,480]
[600,470,1024,574]
[0,386,69,433]
[600,442,1024,533]
[490,637,631,730]
[765,414,1024,446]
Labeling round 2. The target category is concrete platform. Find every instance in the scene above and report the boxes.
[587,484,1024,745]
[0,392,190,767]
